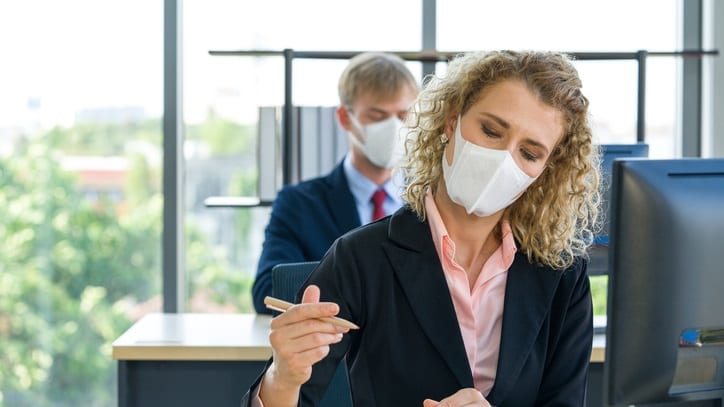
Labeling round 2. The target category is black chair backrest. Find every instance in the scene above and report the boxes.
[270,261,352,407]
[271,261,319,304]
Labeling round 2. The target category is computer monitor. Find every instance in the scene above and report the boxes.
[604,158,724,406]
[588,143,649,276]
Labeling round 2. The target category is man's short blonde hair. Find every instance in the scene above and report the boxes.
[338,52,418,106]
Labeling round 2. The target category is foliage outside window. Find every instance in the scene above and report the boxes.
[0,119,256,406]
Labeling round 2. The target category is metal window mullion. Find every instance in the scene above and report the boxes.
[637,50,648,143]
[682,0,704,157]
[162,0,184,313]
[421,0,437,78]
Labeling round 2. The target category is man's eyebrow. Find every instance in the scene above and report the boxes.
[368,107,390,116]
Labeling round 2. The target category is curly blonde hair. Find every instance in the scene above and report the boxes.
[401,50,601,270]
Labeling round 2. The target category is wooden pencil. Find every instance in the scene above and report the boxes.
[263,296,360,330]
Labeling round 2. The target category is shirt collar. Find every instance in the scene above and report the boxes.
[424,192,517,271]
[343,153,404,205]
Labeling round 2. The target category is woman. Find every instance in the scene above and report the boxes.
[243,50,601,407]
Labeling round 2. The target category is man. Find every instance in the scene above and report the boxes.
[251,52,418,314]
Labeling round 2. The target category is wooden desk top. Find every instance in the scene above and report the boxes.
[591,333,605,363]
[112,313,606,363]
[112,313,272,361]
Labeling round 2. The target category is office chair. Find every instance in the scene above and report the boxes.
[271,261,353,407]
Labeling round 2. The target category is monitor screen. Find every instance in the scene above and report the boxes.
[588,143,649,276]
[604,158,724,406]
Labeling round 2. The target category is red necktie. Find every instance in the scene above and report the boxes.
[371,189,387,221]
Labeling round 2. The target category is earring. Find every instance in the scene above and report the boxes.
[440,134,449,144]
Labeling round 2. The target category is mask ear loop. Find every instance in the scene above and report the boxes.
[345,109,369,156]
[346,110,364,136]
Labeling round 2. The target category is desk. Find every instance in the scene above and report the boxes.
[113,313,606,407]
[112,313,271,407]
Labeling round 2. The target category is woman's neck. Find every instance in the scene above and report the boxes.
[433,182,503,274]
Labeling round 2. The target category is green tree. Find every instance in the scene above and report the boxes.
[184,111,258,312]
[185,111,256,156]
[125,152,157,209]
[0,121,256,406]
[0,141,159,406]
[44,119,161,156]
[590,275,607,317]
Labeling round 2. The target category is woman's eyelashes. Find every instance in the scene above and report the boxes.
[482,124,501,139]
[481,123,541,162]
[520,148,539,162]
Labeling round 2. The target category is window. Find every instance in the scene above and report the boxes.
[438,0,680,158]
[182,0,422,313]
[0,1,162,405]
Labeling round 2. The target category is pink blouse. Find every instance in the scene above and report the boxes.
[425,193,516,396]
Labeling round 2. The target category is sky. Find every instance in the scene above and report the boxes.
[0,0,680,150]
[0,1,163,128]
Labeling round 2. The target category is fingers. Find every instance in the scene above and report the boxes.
[268,325,343,388]
[275,332,342,368]
[269,285,349,348]
[267,285,350,387]
[423,389,490,407]
[272,322,344,354]
[301,284,320,304]
[270,285,342,329]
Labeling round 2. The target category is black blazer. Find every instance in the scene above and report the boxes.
[242,207,593,406]
[252,161,361,314]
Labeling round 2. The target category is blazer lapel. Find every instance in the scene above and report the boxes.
[383,209,474,389]
[322,162,361,232]
[486,255,562,405]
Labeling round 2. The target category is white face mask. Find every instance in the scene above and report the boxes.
[442,117,538,217]
[348,114,405,169]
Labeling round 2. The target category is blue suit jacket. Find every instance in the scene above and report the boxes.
[242,207,593,406]
[252,161,361,314]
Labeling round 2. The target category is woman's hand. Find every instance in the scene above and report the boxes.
[259,285,349,405]
[423,388,491,407]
